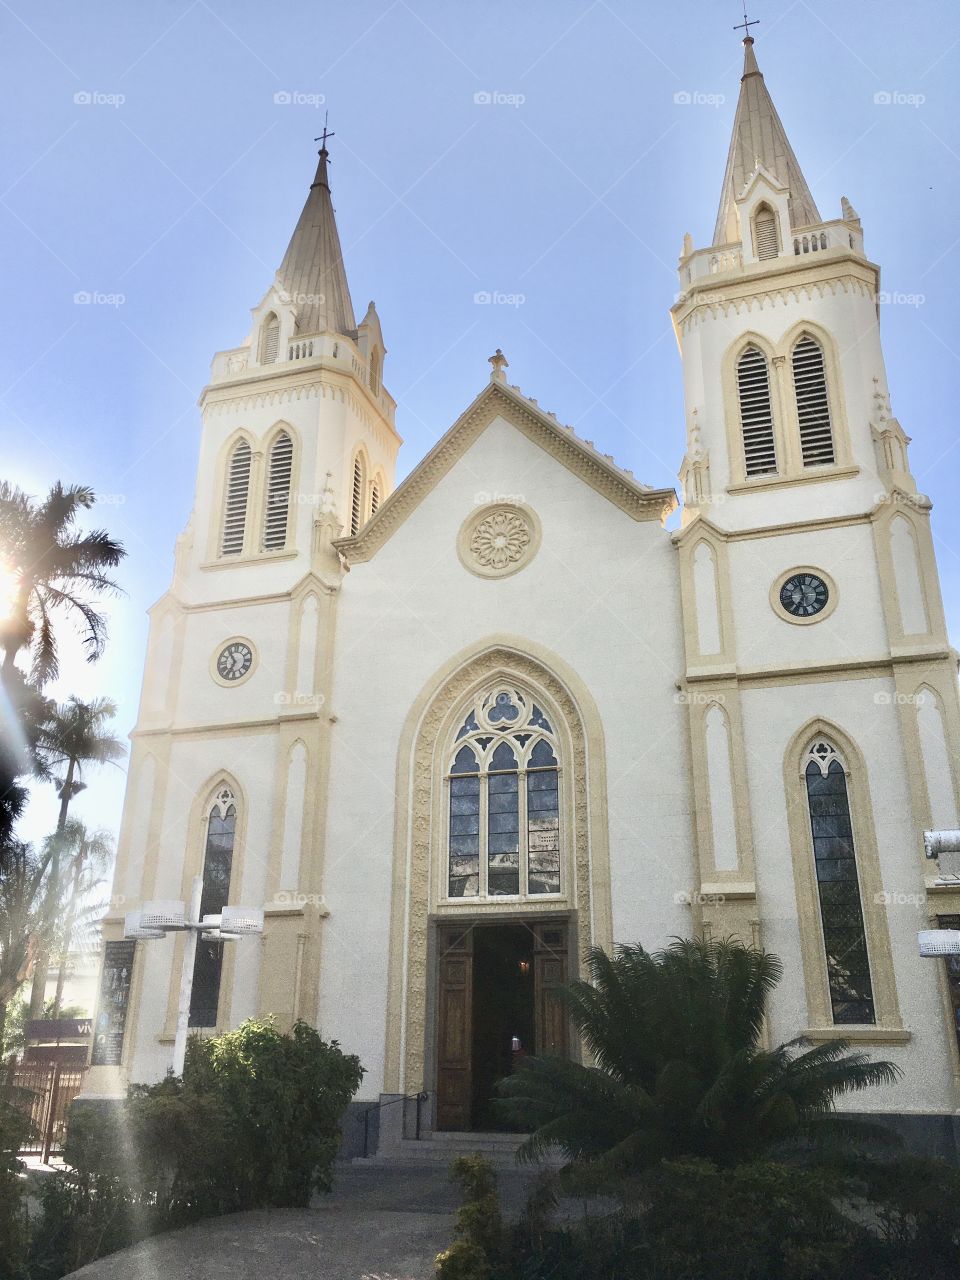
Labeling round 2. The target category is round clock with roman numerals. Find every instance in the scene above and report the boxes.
[214,639,255,684]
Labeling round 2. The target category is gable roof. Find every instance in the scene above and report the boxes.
[335,379,677,564]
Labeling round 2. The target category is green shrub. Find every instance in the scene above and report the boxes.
[435,1156,504,1280]
[31,1018,363,1277]
[0,1078,30,1280]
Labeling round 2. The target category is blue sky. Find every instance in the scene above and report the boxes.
[4,0,959,847]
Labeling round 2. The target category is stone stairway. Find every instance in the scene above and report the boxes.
[356,1129,531,1169]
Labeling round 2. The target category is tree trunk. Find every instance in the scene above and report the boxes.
[52,852,84,1019]
[28,758,76,1019]
[0,999,6,1054]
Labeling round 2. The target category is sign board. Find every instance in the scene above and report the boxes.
[26,1018,93,1041]
[90,940,136,1067]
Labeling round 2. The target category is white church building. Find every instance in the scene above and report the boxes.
[86,37,960,1150]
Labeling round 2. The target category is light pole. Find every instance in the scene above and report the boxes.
[918,829,960,959]
[124,876,264,1074]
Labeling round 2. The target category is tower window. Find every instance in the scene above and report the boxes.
[262,432,294,550]
[350,456,365,536]
[754,206,779,260]
[792,335,835,466]
[803,741,875,1024]
[369,348,381,396]
[189,788,237,1028]
[221,440,252,556]
[370,479,381,517]
[260,313,280,364]
[736,346,778,476]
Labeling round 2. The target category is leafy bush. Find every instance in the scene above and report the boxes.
[0,1077,31,1280]
[435,1156,504,1280]
[30,1018,363,1277]
[439,1152,960,1280]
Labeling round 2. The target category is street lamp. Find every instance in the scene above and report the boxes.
[124,875,264,1074]
[918,829,960,959]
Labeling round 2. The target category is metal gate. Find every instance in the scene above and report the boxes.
[5,1062,86,1161]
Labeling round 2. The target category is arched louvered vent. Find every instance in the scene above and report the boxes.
[792,335,835,466]
[221,441,252,556]
[737,346,778,476]
[261,314,280,364]
[370,480,381,516]
[350,457,364,536]
[755,207,779,260]
[262,432,293,550]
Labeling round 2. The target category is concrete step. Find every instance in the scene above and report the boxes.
[356,1133,560,1170]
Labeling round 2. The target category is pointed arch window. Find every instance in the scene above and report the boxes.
[220,440,252,556]
[803,740,875,1024]
[350,456,365,536]
[189,786,237,1028]
[262,431,293,550]
[754,205,779,260]
[737,346,778,476]
[447,688,561,900]
[260,313,280,364]
[792,335,835,466]
[369,348,381,396]
[370,478,381,517]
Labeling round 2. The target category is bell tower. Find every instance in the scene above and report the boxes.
[89,140,402,1094]
[673,34,913,531]
[669,33,960,1003]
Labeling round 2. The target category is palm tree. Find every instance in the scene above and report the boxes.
[0,481,125,686]
[496,938,901,1184]
[27,697,125,1017]
[0,837,58,1048]
[47,820,113,1019]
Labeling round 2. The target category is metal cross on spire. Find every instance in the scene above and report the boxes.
[734,8,759,37]
[315,112,335,153]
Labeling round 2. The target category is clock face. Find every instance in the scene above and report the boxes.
[216,641,254,683]
[779,573,829,619]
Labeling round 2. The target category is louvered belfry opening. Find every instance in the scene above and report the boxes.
[350,457,364,535]
[793,335,836,466]
[370,481,380,516]
[737,346,778,476]
[261,314,280,364]
[221,441,252,556]
[262,432,293,550]
[754,206,779,260]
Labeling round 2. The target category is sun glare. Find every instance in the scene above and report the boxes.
[0,560,19,624]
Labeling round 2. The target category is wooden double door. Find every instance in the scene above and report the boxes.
[435,918,569,1132]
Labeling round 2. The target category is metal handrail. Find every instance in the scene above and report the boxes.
[361,1090,429,1157]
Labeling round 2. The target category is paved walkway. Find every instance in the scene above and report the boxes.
[67,1164,463,1280]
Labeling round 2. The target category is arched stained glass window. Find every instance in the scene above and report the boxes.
[803,740,875,1024]
[189,786,237,1028]
[447,688,561,900]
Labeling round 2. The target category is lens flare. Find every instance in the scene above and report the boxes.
[0,560,19,624]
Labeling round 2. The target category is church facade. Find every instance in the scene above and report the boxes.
[86,38,960,1142]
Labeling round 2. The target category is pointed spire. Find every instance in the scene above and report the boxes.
[712,38,820,246]
[276,140,357,337]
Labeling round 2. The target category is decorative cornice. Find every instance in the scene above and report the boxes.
[201,370,402,448]
[336,381,677,564]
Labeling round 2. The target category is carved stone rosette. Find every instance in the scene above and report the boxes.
[457,503,541,579]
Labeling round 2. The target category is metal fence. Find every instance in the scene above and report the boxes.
[5,1062,86,1161]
